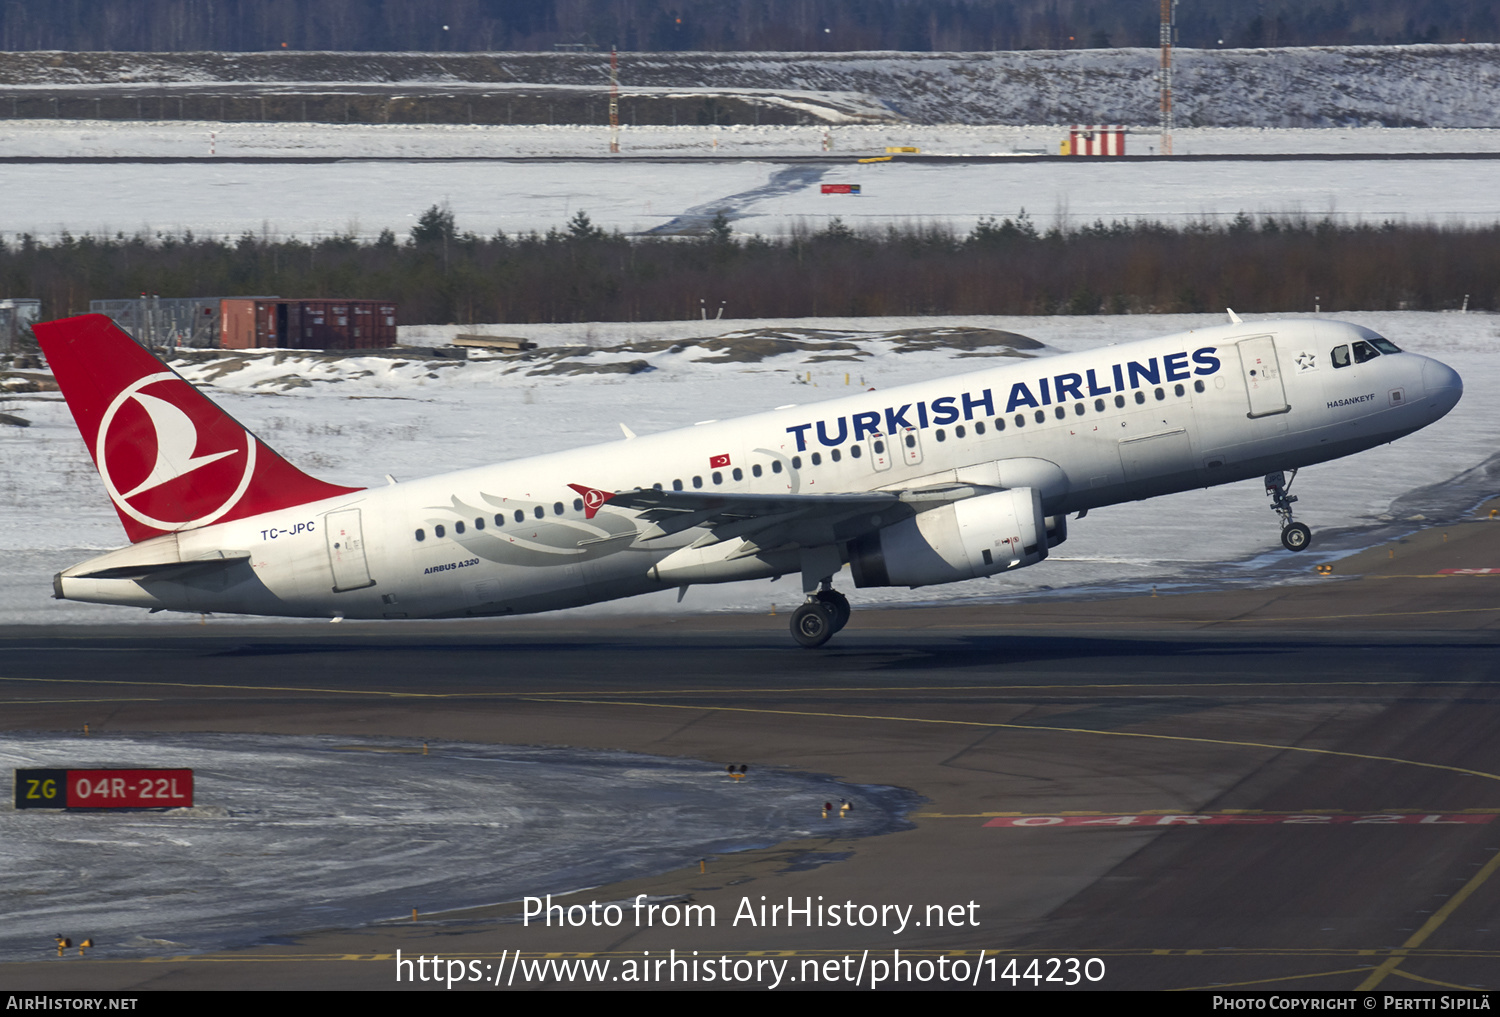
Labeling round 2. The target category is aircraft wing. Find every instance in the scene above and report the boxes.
[571,482,990,558]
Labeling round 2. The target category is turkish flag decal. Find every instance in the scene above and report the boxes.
[709,453,731,469]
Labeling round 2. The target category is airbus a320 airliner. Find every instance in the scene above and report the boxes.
[37,312,1461,646]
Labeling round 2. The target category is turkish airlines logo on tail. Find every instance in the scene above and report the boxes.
[96,372,258,530]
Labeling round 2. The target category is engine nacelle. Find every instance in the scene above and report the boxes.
[848,488,1047,588]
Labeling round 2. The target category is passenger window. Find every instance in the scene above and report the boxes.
[475,517,484,530]
[553,502,563,515]
[712,471,723,484]
[455,521,465,534]
[1114,395,1126,408]
[1154,387,1165,401]
[935,429,946,442]
[673,479,683,491]
[772,461,782,474]
[1034,410,1045,423]
[955,425,966,438]
[1014,414,1025,428]
[514,509,524,523]
[849,445,861,459]
[1332,345,1351,368]
[415,528,425,542]
[1073,403,1084,416]
[494,514,503,526]
[872,440,884,453]
[1134,391,1146,405]
[1353,340,1380,364]
[435,524,446,538]
[692,475,703,488]
[752,464,763,477]
[791,457,802,469]
[904,434,916,448]
[974,421,985,435]
[994,418,1005,431]
[1174,384,1185,397]
[733,467,744,479]
[810,453,822,465]
[1094,398,1105,411]
[1053,407,1065,420]
[830,449,841,462]
[573,498,584,511]
[534,506,544,519]
[1194,379,1205,393]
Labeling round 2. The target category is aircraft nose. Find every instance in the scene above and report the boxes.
[1421,357,1463,416]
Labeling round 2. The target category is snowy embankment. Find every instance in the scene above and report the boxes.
[1,310,1493,627]
[3,45,1498,127]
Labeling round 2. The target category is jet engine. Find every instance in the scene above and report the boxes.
[848,488,1047,588]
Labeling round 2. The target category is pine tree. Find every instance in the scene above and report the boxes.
[410,203,456,245]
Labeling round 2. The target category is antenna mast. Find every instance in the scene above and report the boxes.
[609,48,620,155]
[1159,0,1176,155]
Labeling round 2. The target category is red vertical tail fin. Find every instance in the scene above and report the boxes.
[35,313,362,544]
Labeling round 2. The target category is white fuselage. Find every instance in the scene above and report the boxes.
[57,319,1462,619]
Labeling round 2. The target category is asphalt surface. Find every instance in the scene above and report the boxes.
[4,505,1500,991]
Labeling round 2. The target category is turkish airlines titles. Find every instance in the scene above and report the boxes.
[784,346,1224,451]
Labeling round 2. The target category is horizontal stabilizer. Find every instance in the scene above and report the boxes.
[72,554,252,582]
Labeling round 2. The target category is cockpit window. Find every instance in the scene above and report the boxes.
[1369,336,1402,354]
[1352,340,1380,364]
[1332,345,1351,368]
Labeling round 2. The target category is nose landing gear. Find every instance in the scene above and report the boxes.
[1266,470,1312,552]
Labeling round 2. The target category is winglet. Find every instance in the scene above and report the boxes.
[1227,308,1243,324]
[567,483,615,519]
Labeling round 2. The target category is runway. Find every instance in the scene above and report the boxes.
[3,510,1500,990]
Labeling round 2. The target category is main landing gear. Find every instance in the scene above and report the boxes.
[1266,469,1312,552]
[791,583,851,648]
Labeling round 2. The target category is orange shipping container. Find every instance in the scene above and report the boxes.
[219,298,397,350]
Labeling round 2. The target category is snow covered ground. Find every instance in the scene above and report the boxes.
[4,45,1497,127]
[0,732,914,960]
[8,121,1500,160]
[2,123,1498,241]
[2,309,1493,627]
